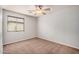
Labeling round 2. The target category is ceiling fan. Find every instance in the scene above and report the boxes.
[27,5,51,15]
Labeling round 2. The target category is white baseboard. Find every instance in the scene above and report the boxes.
[38,37,79,50]
[3,37,37,45]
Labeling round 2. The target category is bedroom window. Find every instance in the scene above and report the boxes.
[7,16,24,32]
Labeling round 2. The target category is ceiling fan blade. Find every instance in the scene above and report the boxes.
[27,10,35,11]
[27,10,35,13]
[42,12,46,15]
[44,8,50,11]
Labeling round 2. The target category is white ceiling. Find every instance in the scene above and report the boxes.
[0,5,78,17]
[0,5,54,17]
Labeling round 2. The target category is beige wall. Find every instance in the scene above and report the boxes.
[3,9,37,45]
[0,8,3,53]
[38,6,79,49]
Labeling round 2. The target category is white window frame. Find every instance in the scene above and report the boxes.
[7,15,25,32]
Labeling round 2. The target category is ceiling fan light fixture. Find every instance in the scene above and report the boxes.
[27,5,51,16]
[35,10,44,15]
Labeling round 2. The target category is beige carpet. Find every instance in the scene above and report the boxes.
[3,37,79,54]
